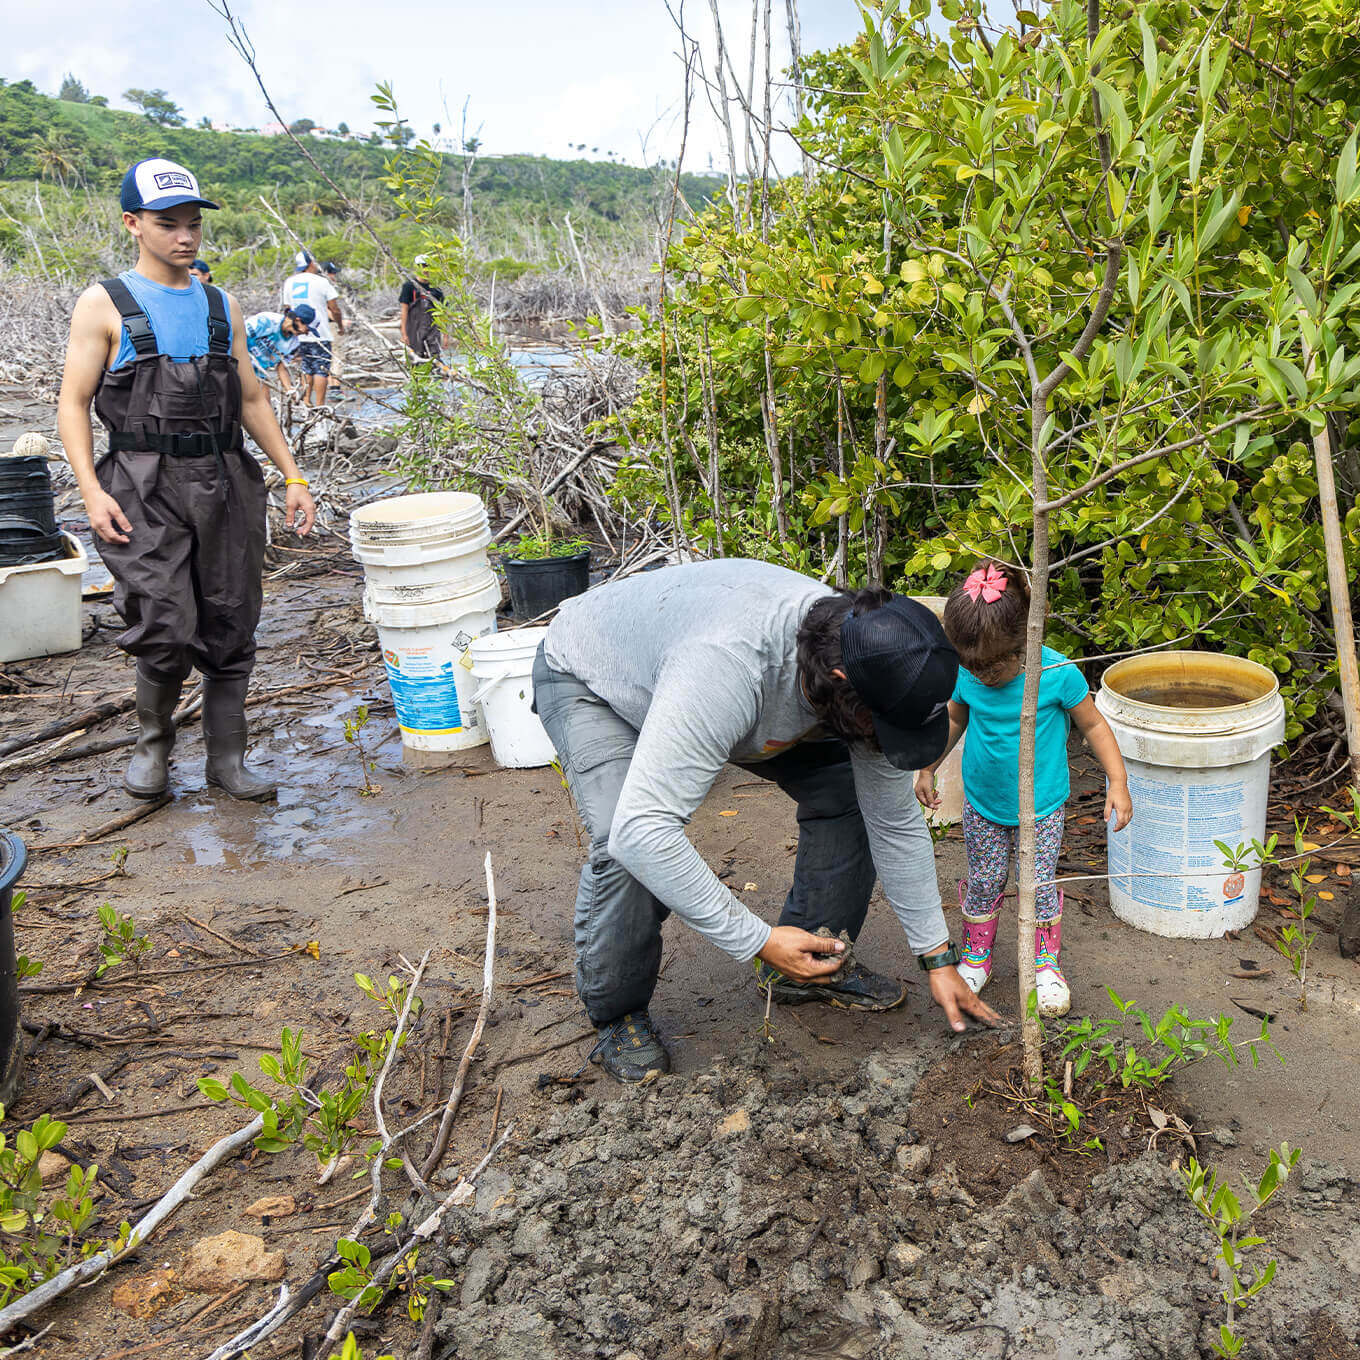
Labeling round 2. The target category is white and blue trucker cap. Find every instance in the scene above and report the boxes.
[120,158,219,213]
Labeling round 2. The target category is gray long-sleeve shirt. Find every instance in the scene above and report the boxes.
[543,559,948,961]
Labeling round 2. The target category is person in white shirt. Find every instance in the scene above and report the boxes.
[280,251,344,405]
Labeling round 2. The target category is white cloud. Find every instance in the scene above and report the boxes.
[3,0,866,169]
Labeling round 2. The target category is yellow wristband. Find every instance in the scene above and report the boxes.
[285,477,310,488]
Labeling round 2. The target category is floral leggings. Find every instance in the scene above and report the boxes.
[961,801,1065,921]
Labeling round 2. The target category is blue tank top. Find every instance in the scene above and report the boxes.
[109,270,234,371]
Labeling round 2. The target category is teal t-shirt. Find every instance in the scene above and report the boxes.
[953,645,1090,827]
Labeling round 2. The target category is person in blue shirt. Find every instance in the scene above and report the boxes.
[245,305,316,393]
[914,560,1133,1016]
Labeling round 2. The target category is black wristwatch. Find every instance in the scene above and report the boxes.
[918,942,961,971]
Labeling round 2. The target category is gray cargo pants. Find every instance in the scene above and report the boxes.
[532,647,878,1027]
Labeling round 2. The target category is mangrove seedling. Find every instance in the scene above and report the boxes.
[1182,1143,1300,1357]
[95,904,151,978]
[343,703,381,797]
[505,534,591,562]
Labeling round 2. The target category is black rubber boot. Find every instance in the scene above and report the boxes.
[202,676,277,801]
[124,668,184,799]
[588,1012,671,1084]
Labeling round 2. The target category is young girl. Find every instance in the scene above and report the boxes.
[915,560,1133,1016]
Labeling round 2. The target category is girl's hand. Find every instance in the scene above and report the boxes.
[1106,780,1133,832]
[914,769,941,809]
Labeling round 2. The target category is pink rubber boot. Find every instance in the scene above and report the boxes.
[957,882,1002,996]
[1034,893,1070,1018]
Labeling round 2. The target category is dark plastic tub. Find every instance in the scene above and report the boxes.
[0,516,64,569]
[0,830,25,1110]
[0,491,57,536]
[0,457,51,493]
[505,549,591,620]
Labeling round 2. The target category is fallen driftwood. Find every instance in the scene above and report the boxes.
[420,852,498,1178]
[0,696,135,761]
[0,1112,265,1335]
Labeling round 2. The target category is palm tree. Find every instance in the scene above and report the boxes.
[34,134,77,188]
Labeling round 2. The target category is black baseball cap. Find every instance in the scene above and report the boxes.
[841,596,958,770]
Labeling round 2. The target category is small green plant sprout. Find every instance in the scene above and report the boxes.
[328,1332,395,1360]
[108,845,129,875]
[1182,1143,1301,1358]
[550,757,583,850]
[505,533,591,561]
[342,704,381,797]
[1218,818,1321,1011]
[15,954,42,982]
[0,1108,113,1307]
[94,904,151,978]
[199,973,423,1166]
[327,1225,453,1323]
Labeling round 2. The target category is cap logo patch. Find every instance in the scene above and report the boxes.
[152,170,194,191]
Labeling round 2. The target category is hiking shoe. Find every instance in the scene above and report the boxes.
[588,1012,671,1084]
[755,960,907,1011]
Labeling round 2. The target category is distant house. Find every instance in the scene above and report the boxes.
[260,121,287,137]
[210,119,235,133]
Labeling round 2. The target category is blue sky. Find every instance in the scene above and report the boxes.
[4,0,870,170]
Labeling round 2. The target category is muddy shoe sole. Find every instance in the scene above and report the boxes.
[767,979,907,1011]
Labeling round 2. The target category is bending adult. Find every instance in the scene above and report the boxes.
[57,157,316,802]
[281,250,343,406]
[533,559,1000,1084]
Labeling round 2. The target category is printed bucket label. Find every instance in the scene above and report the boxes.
[1108,769,1254,913]
[382,642,477,735]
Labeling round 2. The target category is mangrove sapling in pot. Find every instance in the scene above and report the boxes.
[502,534,592,619]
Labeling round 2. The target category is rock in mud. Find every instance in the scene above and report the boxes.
[893,1142,931,1177]
[180,1230,285,1292]
[111,1267,180,1319]
[244,1193,296,1219]
[461,1246,509,1307]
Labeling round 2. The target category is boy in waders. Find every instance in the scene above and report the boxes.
[398,256,445,361]
[56,157,317,802]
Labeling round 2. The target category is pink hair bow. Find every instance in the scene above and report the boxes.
[963,563,1008,603]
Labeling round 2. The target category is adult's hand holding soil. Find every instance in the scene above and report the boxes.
[285,483,316,535]
[929,965,1001,1032]
[86,487,132,544]
[756,926,845,982]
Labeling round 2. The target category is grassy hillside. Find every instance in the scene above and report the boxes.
[0,79,719,225]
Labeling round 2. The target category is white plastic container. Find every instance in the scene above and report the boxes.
[349,490,489,546]
[0,533,87,664]
[912,595,965,826]
[468,628,556,768]
[364,574,501,755]
[1096,651,1286,938]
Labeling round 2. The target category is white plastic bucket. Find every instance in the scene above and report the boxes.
[468,628,556,768]
[364,574,502,754]
[912,596,965,826]
[364,565,500,610]
[1095,651,1286,938]
[350,490,489,546]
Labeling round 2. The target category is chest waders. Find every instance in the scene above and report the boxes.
[94,279,276,801]
[408,285,441,359]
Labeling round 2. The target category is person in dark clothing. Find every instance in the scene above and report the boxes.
[57,157,316,803]
[399,256,445,360]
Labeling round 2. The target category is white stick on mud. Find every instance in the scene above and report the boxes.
[0,1113,264,1336]
[322,1125,516,1350]
[420,852,497,1177]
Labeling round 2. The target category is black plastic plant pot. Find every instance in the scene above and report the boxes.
[0,457,52,494]
[0,830,25,1111]
[505,549,591,620]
